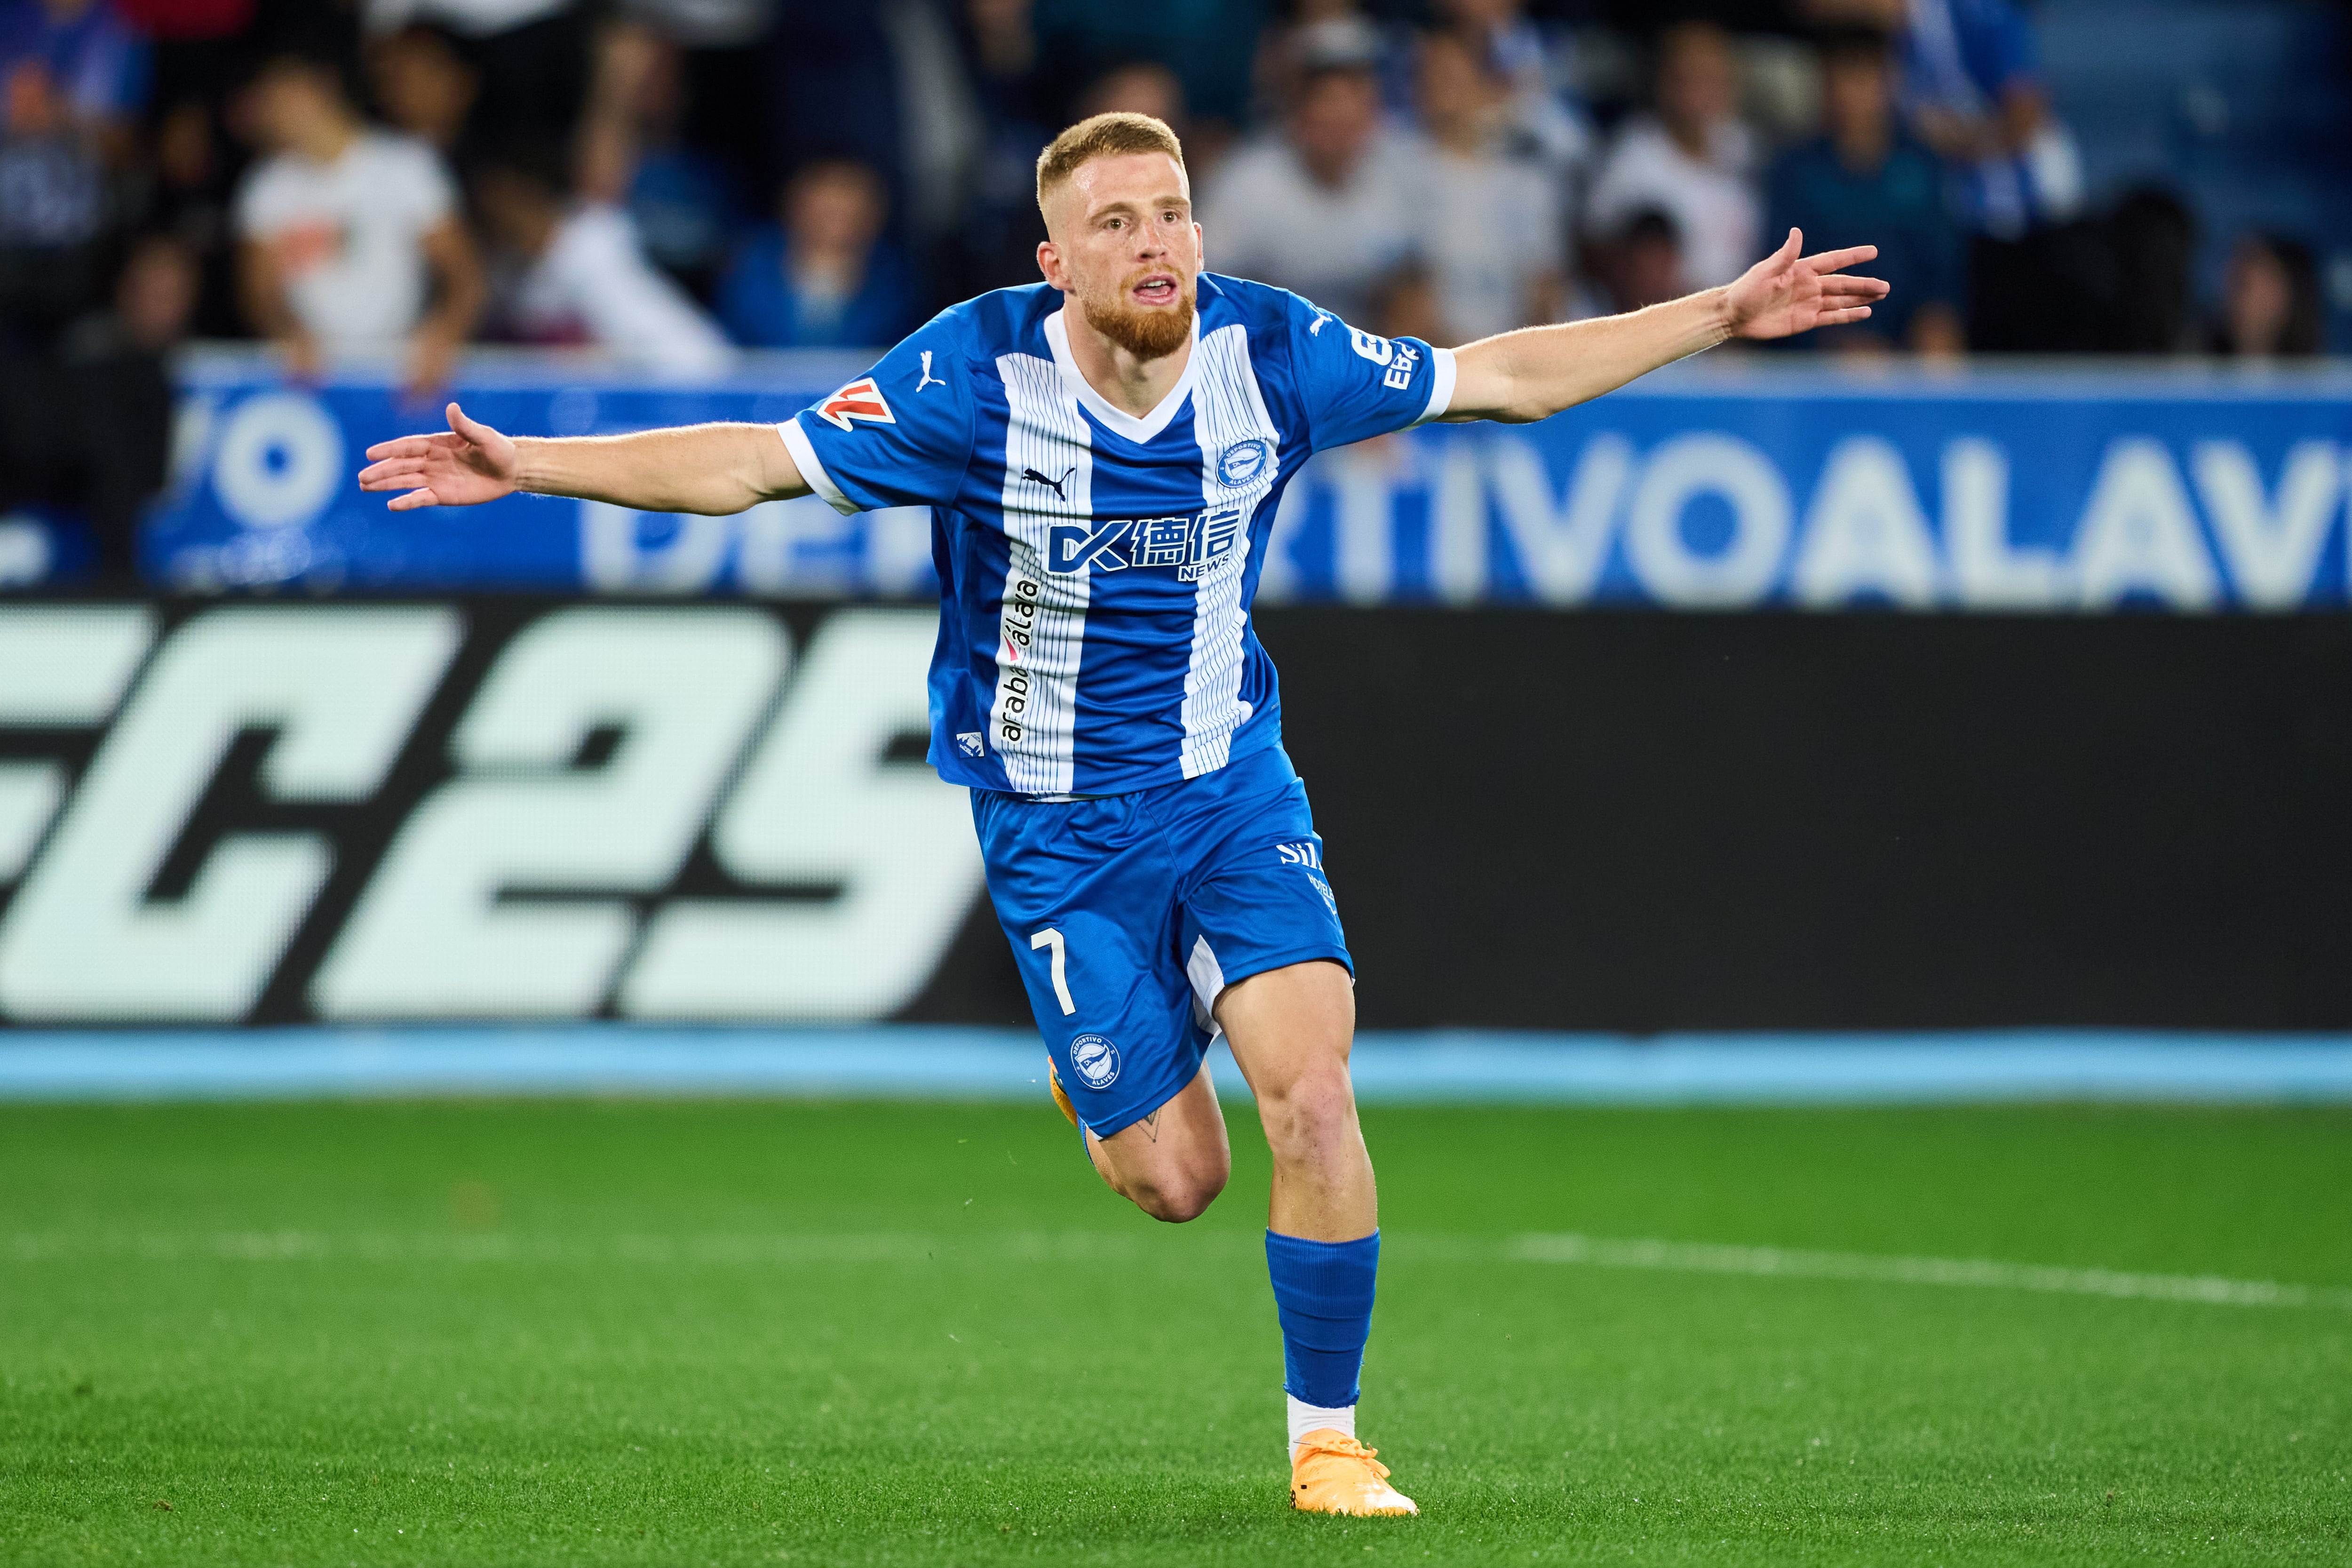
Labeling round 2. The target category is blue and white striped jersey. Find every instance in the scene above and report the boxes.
[778,272,1456,796]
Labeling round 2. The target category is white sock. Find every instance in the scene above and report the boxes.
[1287,1394,1356,1456]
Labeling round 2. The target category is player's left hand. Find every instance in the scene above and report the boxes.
[1724,228,1890,341]
[358,403,520,510]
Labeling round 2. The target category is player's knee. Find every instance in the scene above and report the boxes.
[1124,1136,1231,1222]
[1256,1060,1357,1152]
[1129,1162,1227,1223]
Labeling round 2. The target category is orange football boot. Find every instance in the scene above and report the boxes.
[1046,1058,1078,1127]
[1290,1430,1418,1516]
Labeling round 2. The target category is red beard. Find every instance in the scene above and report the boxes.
[1081,273,1195,359]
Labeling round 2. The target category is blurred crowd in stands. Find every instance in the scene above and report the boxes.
[0,0,2343,576]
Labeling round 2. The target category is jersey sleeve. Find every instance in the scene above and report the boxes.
[1279,290,1457,454]
[778,318,976,516]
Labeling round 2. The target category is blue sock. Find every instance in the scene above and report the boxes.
[1265,1229,1379,1409]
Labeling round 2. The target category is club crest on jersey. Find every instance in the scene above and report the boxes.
[1216,438,1272,487]
[1070,1033,1121,1089]
[812,376,896,431]
[1047,506,1244,582]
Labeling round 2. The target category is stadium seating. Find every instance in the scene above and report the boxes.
[2038,0,2352,347]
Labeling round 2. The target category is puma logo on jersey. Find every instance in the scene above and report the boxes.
[1022,465,1076,500]
[916,351,946,391]
[813,377,896,431]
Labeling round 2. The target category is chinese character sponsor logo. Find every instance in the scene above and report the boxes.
[1045,508,1246,583]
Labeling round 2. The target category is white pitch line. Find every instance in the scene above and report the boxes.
[1505,1233,2352,1311]
[9,1229,2349,1313]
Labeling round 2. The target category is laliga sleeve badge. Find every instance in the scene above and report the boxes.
[813,377,897,431]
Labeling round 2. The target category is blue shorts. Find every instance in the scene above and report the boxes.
[971,742,1352,1138]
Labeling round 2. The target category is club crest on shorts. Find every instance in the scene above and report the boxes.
[1069,1033,1120,1089]
[1216,438,1271,487]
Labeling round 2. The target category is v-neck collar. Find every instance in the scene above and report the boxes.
[1042,307,1201,446]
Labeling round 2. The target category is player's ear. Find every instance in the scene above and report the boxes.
[1035,239,1063,289]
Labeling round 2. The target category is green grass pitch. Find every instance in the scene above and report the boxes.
[4,1097,2348,1565]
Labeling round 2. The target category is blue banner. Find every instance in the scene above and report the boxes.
[141,350,2352,609]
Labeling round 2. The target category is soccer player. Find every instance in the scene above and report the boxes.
[358,112,1885,1517]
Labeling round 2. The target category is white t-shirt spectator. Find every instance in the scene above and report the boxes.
[1399,139,1563,344]
[1200,133,1417,327]
[509,203,733,375]
[1584,113,1759,290]
[235,131,456,350]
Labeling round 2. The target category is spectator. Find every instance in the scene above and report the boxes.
[1401,29,1562,345]
[1254,0,1402,137]
[233,52,484,393]
[1432,0,1592,182]
[470,137,731,374]
[2213,232,2323,359]
[612,0,775,217]
[1031,0,1260,140]
[366,23,477,158]
[938,0,1053,299]
[1584,21,1759,291]
[619,0,771,49]
[143,92,235,333]
[1079,58,1185,134]
[0,228,190,586]
[2103,185,2196,356]
[0,0,149,157]
[362,0,586,151]
[576,24,739,301]
[1365,255,1443,347]
[1200,17,1414,325]
[1764,26,1961,356]
[766,8,902,234]
[116,0,252,117]
[717,158,915,350]
[122,0,256,339]
[1604,206,1685,313]
[1878,0,2078,242]
[61,230,193,583]
[0,55,114,336]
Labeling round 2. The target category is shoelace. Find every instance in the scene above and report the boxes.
[1294,1435,1391,1481]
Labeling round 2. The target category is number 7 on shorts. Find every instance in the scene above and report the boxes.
[1029,928,1076,1016]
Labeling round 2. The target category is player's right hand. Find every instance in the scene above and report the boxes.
[358,403,521,510]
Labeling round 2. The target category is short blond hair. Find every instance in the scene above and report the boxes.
[1034,111,1187,210]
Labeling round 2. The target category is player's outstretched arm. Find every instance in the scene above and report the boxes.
[1442,228,1890,424]
[358,403,810,515]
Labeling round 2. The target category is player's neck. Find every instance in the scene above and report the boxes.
[1061,311,1194,419]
